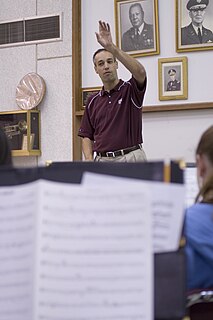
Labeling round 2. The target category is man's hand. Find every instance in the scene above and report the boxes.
[95,20,113,50]
[95,20,146,86]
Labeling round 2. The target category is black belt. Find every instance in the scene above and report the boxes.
[96,144,142,158]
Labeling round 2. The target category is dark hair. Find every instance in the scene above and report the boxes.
[0,126,12,166]
[129,2,144,14]
[93,48,116,64]
[195,125,213,203]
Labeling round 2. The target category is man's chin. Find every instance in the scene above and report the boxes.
[103,74,112,80]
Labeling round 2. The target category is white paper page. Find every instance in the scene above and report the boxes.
[0,181,38,320]
[35,180,153,320]
[82,172,185,253]
[184,166,198,208]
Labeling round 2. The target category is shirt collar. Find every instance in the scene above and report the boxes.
[192,24,202,34]
[100,79,124,96]
[138,23,145,34]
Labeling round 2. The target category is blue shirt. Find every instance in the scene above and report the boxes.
[184,203,213,290]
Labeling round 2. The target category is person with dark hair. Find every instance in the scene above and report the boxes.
[78,20,147,162]
[184,125,213,290]
[0,126,12,166]
[121,2,154,52]
[181,0,213,45]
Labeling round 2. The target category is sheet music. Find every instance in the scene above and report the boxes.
[34,180,153,320]
[184,165,198,208]
[0,182,38,320]
[82,172,185,253]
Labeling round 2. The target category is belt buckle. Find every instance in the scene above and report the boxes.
[106,151,116,157]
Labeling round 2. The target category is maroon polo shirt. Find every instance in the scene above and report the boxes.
[78,77,146,152]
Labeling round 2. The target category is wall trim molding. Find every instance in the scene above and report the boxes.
[143,102,213,113]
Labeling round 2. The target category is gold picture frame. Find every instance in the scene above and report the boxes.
[114,0,160,57]
[176,0,213,53]
[0,110,41,156]
[81,87,102,109]
[22,133,35,150]
[158,57,188,101]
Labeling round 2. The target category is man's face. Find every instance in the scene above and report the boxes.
[94,51,118,83]
[189,8,206,26]
[170,74,176,81]
[129,4,144,28]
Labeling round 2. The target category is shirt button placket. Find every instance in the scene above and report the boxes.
[108,95,111,104]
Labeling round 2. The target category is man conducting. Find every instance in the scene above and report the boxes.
[78,21,147,162]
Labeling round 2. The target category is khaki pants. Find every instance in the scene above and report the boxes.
[95,147,147,162]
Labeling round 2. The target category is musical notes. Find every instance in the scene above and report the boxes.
[0,180,153,320]
[82,172,185,253]
[0,182,37,320]
[36,181,153,320]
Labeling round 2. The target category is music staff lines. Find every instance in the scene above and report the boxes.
[39,301,145,308]
[0,213,33,222]
[39,287,144,295]
[40,274,145,281]
[42,219,145,228]
[41,232,145,240]
[0,281,30,288]
[0,241,32,250]
[0,253,31,262]
[41,248,145,255]
[0,225,33,234]
[0,267,30,276]
[40,261,145,268]
[38,315,145,320]
[0,308,29,316]
[0,294,29,302]
[42,206,146,216]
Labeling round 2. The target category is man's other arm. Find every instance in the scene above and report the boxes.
[81,137,94,161]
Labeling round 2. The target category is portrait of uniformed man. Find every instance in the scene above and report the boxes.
[121,1,154,52]
[166,69,181,92]
[181,0,213,45]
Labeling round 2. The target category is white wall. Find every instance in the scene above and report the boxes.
[82,0,213,162]
[0,0,72,167]
[0,0,212,166]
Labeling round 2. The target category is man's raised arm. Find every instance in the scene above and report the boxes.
[95,20,146,86]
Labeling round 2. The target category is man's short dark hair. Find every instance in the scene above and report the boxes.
[93,48,116,64]
[129,2,144,15]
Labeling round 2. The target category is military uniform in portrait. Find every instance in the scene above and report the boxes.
[122,23,154,52]
[181,0,213,45]
[167,79,181,91]
[181,23,213,45]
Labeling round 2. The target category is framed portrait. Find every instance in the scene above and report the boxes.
[176,0,213,52]
[158,57,188,101]
[114,0,160,57]
[82,87,101,108]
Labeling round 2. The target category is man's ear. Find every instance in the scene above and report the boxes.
[115,60,118,69]
[94,65,98,74]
